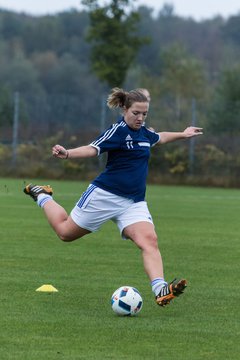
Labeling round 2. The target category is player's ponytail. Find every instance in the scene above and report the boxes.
[107,88,127,109]
[107,87,148,110]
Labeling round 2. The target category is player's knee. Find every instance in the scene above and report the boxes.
[58,233,78,242]
[56,221,90,242]
[134,231,158,251]
[145,232,158,250]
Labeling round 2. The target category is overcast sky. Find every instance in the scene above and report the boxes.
[0,0,240,20]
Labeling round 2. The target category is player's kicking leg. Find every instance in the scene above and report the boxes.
[23,183,90,241]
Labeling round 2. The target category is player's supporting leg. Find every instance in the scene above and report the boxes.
[24,184,90,241]
[123,221,187,306]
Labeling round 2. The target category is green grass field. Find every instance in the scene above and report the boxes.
[0,178,239,360]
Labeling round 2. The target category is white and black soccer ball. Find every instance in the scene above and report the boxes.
[111,286,143,316]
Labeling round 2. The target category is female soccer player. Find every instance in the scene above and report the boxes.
[24,87,203,306]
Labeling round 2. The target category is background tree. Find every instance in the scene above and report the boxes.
[160,43,206,120]
[81,0,148,87]
[0,6,240,184]
[209,64,240,135]
[222,14,240,46]
[0,86,13,127]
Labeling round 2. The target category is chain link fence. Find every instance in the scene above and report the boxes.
[0,91,240,187]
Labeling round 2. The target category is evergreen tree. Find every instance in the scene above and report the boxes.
[81,0,148,87]
[210,65,240,134]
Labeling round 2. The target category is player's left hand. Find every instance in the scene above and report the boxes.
[183,126,203,138]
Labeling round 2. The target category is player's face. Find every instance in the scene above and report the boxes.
[124,102,149,130]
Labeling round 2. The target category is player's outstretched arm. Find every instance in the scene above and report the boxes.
[52,144,97,159]
[158,126,203,144]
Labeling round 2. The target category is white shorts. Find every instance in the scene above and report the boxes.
[70,185,154,238]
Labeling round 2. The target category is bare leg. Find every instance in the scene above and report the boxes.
[123,222,164,281]
[42,199,90,242]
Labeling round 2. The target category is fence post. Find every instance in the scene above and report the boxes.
[12,92,19,167]
[189,97,196,175]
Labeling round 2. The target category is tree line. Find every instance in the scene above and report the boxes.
[0,2,240,185]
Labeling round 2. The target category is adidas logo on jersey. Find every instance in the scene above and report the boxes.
[125,135,132,141]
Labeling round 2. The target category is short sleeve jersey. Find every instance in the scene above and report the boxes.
[90,118,160,202]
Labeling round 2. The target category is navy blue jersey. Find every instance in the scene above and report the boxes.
[90,118,160,202]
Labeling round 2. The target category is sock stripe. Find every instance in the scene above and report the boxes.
[37,195,52,208]
[151,278,165,286]
[151,278,168,296]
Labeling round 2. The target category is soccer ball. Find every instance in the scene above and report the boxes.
[111,286,143,316]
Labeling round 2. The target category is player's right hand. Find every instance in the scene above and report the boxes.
[52,144,68,159]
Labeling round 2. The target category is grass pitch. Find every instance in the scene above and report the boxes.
[0,178,239,359]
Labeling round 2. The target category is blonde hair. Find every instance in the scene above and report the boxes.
[107,87,148,110]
